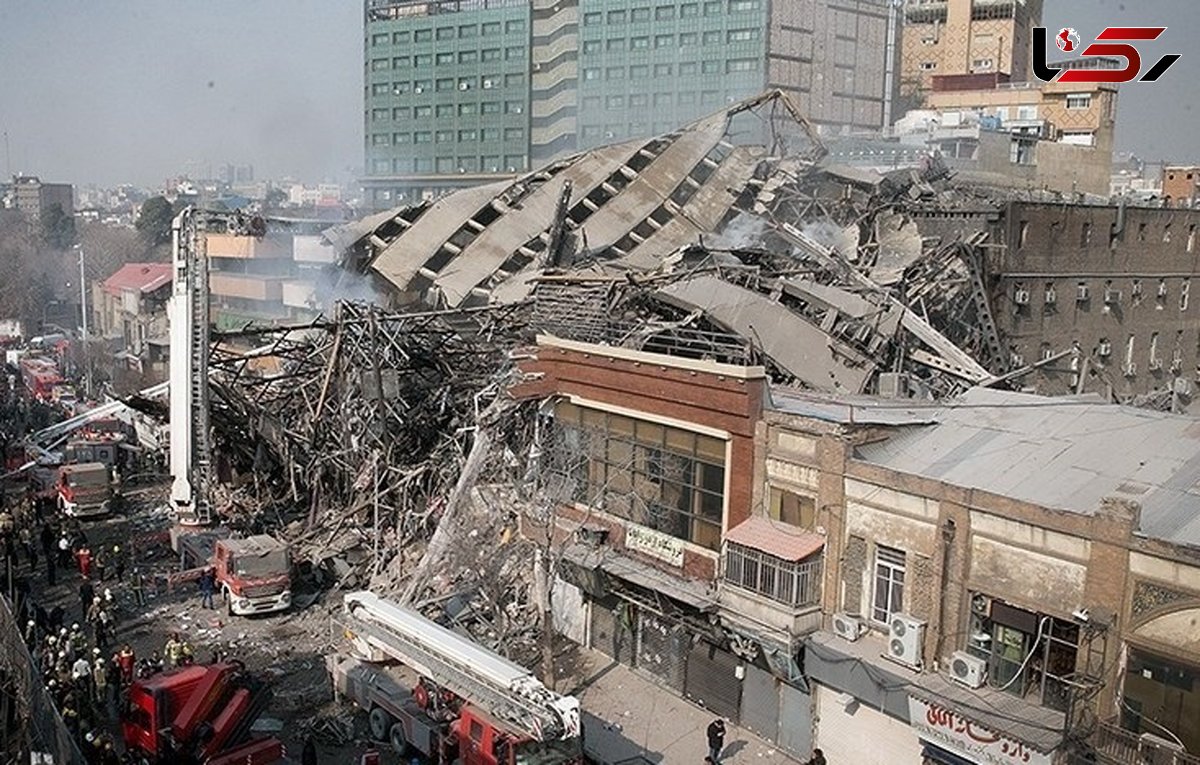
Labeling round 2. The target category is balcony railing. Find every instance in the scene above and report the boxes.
[1094,719,1200,765]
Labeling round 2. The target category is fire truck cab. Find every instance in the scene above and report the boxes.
[56,461,113,519]
[214,535,292,616]
[121,662,282,765]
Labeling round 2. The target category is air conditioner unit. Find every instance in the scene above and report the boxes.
[1158,282,1169,298]
[887,614,926,670]
[949,650,987,689]
[1010,353,1024,368]
[1124,362,1138,377]
[1132,280,1144,297]
[459,82,470,90]
[1149,358,1163,371]
[514,106,523,113]
[833,612,865,642]
[489,166,499,172]
[507,166,517,172]
[1013,289,1030,305]
[1044,287,1057,304]
[483,79,495,89]
[1076,284,1090,302]
[1171,357,1183,373]
[1098,341,1112,357]
[1104,289,1122,304]
[604,131,615,138]
[414,86,424,94]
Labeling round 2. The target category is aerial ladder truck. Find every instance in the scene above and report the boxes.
[168,207,218,527]
[331,591,587,765]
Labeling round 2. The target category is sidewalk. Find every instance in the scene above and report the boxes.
[558,646,805,765]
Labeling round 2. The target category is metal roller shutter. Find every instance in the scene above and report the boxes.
[814,683,922,765]
[684,641,743,723]
[590,597,635,665]
[635,610,687,691]
[740,665,781,744]
[777,682,813,757]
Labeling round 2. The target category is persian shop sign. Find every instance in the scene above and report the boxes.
[625,524,685,567]
[908,697,1051,765]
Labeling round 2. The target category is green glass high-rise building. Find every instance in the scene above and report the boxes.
[364,0,896,209]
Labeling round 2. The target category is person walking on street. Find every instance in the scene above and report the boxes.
[165,633,184,667]
[78,580,94,619]
[706,719,725,764]
[57,533,72,569]
[39,522,55,568]
[131,568,146,607]
[112,545,124,582]
[198,567,216,609]
[806,749,826,765]
[302,737,318,765]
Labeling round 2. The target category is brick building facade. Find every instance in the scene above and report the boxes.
[990,201,1200,408]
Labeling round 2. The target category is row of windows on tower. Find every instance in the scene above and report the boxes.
[579,29,762,52]
[1017,219,1199,251]
[372,128,526,146]
[370,19,526,47]
[582,59,759,81]
[581,0,761,25]
[1012,279,1194,312]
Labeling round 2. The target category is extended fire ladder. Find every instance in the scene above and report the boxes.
[168,208,213,526]
[341,591,582,743]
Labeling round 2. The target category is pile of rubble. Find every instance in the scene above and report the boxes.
[196,90,1080,640]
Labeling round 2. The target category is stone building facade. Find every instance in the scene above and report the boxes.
[761,387,1200,764]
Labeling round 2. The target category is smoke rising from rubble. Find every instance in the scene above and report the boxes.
[310,266,387,313]
[708,214,768,250]
[798,220,845,250]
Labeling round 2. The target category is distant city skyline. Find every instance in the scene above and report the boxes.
[0,0,1197,188]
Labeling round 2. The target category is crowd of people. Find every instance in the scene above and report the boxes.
[1,492,192,764]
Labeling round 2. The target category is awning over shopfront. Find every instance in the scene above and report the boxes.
[561,542,718,612]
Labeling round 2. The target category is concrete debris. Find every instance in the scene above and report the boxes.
[184,90,1104,661]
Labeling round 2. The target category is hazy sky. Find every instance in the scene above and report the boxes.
[0,0,1196,188]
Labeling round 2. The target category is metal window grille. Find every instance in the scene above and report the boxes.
[724,543,822,608]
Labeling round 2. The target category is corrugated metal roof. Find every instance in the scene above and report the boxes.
[855,387,1200,548]
[102,263,171,296]
[725,517,824,561]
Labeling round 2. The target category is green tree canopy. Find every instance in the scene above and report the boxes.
[135,196,176,246]
[40,203,76,250]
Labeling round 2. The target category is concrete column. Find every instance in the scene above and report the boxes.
[816,434,848,624]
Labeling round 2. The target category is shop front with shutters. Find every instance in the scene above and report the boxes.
[739,662,814,758]
[908,696,1054,765]
[804,633,923,765]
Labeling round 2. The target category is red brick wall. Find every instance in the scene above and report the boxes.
[518,343,764,583]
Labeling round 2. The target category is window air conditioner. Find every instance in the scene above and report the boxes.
[1124,362,1138,377]
[949,650,987,689]
[1044,287,1056,304]
[1013,289,1030,305]
[1104,289,1122,304]
[1159,282,1170,297]
[832,612,864,642]
[1098,341,1112,357]
[887,614,926,670]
[1076,284,1090,302]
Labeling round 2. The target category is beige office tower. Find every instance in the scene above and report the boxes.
[899,0,1043,113]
